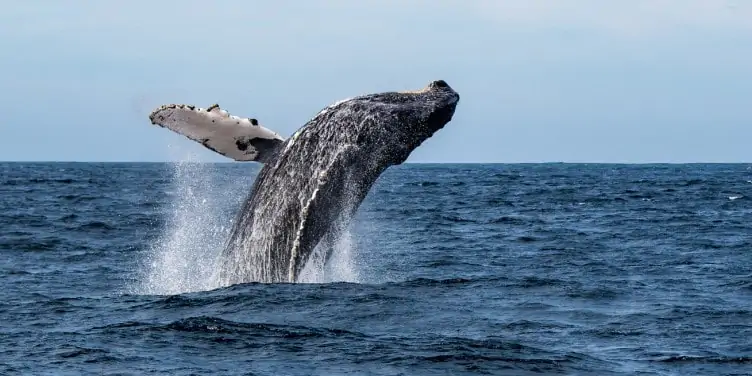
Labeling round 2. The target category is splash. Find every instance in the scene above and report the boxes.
[298,230,361,284]
[135,157,229,294]
[134,146,361,295]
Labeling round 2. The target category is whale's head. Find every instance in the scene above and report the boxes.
[370,79,459,134]
[394,79,460,136]
[340,79,460,166]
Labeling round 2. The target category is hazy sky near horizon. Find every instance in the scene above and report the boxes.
[1,1,750,163]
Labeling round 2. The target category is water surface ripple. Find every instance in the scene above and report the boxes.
[1,162,750,375]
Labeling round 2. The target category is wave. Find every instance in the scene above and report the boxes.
[652,355,752,364]
[94,316,366,339]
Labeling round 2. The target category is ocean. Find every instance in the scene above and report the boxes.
[1,162,750,375]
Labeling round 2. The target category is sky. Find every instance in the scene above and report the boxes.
[1,1,750,163]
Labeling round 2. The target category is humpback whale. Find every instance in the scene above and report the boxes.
[149,80,460,284]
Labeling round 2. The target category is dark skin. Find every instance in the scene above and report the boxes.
[219,80,460,284]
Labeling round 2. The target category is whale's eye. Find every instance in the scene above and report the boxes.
[433,80,449,88]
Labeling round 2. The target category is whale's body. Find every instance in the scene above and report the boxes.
[149,80,460,284]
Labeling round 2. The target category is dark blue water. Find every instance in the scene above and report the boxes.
[1,162,750,375]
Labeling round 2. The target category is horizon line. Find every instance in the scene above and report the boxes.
[1,160,751,165]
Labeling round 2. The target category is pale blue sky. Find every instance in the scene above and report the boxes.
[1,1,750,163]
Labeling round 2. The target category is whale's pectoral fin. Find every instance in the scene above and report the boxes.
[149,104,286,163]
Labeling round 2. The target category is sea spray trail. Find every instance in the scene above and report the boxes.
[136,152,235,294]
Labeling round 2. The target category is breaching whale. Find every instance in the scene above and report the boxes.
[149,80,460,284]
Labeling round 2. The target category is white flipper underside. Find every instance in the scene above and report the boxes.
[149,104,285,162]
